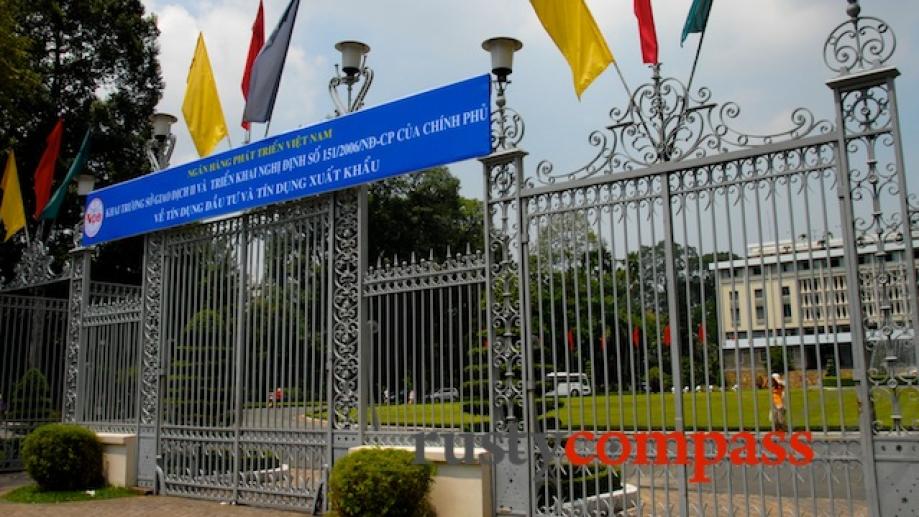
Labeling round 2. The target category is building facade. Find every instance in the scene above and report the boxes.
[712,236,915,376]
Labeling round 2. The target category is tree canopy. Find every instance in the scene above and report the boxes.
[368,167,483,263]
[0,0,163,283]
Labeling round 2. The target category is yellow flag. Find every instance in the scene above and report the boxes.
[182,33,229,157]
[530,0,614,98]
[0,150,26,242]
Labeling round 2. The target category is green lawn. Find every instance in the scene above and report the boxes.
[546,389,864,431]
[364,388,917,431]
[369,401,489,428]
[1,485,138,504]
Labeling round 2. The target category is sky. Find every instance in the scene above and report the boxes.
[139,0,919,200]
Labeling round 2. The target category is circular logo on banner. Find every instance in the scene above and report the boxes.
[84,198,104,238]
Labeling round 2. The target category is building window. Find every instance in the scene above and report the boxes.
[782,286,793,322]
[730,290,741,327]
[755,288,766,324]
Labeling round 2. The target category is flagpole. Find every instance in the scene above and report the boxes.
[611,61,656,147]
[685,28,707,104]
[226,133,234,149]
[667,29,707,152]
[264,121,272,139]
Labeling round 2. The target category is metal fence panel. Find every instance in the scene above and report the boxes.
[78,284,143,433]
[0,294,68,471]
[363,250,490,446]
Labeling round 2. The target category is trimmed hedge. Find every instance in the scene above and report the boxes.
[823,376,857,387]
[329,448,436,517]
[21,424,104,491]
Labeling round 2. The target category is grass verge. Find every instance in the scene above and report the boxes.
[1,484,138,504]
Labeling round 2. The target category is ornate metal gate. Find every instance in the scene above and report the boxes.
[150,196,333,511]
[481,3,917,516]
[39,2,916,515]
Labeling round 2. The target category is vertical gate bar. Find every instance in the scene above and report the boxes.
[358,186,369,445]
[324,194,335,510]
[661,173,689,516]
[884,75,919,381]
[828,76,881,517]
[233,217,249,502]
[517,163,538,517]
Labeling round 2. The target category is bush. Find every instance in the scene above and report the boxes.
[9,368,54,421]
[21,424,103,491]
[329,448,436,517]
[823,376,857,387]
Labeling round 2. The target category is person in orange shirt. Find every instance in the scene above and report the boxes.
[770,373,787,431]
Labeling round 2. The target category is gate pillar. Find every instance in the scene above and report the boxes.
[63,247,91,422]
[329,187,368,460]
[826,4,919,515]
[482,117,532,514]
[137,233,165,489]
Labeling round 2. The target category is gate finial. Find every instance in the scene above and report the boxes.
[846,0,861,19]
[824,0,895,75]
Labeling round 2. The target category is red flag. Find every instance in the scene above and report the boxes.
[632,326,641,348]
[633,0,659,65]
[32,119,64,219]
[483,337,489,349]
[599,334,607,351]
[241,0,265,130]
[697,323,706,344]
[663,325,671,347]
[567,329,576,352]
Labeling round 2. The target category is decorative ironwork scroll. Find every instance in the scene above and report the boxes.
[824,0,896,76]
[140,233,164,426]
[331,189,361,429]
[534,67,832,185]
[62,250,89,422]
[364,247,485,296]
[1,240,64,290]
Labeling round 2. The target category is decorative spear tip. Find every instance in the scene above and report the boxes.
[846,0,861,19]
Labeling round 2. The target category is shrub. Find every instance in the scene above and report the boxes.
[823,376,857,387]
[21,424,103,491]
[329,448,436,517]
[9,368,54,420]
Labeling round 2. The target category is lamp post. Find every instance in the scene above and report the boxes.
[328,40,373,467]
[76,171,97,197]
[482,37,522,83]
[329,40,373,116]
[147,112,178,171]
[146,110,176,494]
[482,37,524,151]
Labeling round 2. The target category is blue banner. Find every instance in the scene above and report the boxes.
[82,74,491,245]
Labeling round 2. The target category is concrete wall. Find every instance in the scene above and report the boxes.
[96,433,137,488]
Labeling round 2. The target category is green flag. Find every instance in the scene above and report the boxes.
[681,0,713,46]
[41,129,92,220]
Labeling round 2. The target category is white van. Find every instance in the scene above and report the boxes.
[545,372,592,397]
